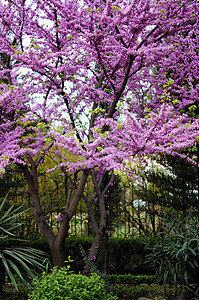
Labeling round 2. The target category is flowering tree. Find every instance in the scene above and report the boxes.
[0,0,198,267]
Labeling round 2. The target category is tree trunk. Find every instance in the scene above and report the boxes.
[85,172,114,272]
[88,228,105,261]
[20,163,88,268]
[86,196,107,273]
[85,228,105,274]
[104,195,109,274]
[51,240,67,267]
[197,144,199,208]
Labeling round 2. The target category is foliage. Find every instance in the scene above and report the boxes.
[105,274,155,285]
[111,285,148,300]
[0,195,45,291]
[144,209,199,296]
[80,245,113,296]
[28,236,146,274]
[0,169,26,200]
[106,237,145,274]
[28,263,117,300]
[120,150,199,237]
[0,0,199,267]
[1,0,198,173]
[145,153,199,212]
[4,287,28,300]
[65,236,145,274]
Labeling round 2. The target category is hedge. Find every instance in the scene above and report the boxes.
[111,285,149,300]
[105,274,155,285]
[28,236,151,274]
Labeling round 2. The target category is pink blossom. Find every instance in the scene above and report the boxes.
[57,215,63,222]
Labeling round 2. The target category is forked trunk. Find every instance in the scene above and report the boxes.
[22,164,88,268]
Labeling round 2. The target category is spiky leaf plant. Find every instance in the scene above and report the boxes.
[0,194,45,293]
[144,209,199,297]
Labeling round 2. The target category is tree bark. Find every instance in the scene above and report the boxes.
[86,195,107,273]
[88,227,105,261]
[51,239,67,267]
[20,162,89,268]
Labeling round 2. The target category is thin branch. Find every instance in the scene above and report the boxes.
[94,41,116,93]
[127,29,137,48]
[115,25,128,48]
[82,193,99,233]
[102,172,115,197]
[35,142,54,167]
[104,54,135,123]
[60,91,84,145]
[136,25,159,51]
[128,62,145,79]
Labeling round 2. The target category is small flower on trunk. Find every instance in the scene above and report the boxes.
[57,214,63,222]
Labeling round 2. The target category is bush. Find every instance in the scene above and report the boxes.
[28,265,117,300]
[144,209,199,297]
[105,274,155,285]
[102,237,145,274]
[29,236,147,274]
[111,285,148,300]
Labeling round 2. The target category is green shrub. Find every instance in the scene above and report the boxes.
[144,210,199,296]
[28,265,117,300]
[5,287,28,300]
[111,285,148,300]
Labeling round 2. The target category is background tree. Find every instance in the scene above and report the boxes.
[150,152,198,213]
[123,147,199,238]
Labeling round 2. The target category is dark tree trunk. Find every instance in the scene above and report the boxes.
[20,161,88,268]
[104,196,109,274]
[88,228,105,261]
[197,144,199,208]
[86,195,107,273]
[51,240,67,267]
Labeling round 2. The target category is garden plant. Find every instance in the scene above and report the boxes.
[28,260,117,300]
[144,209,199,297]
[0,195,45,298]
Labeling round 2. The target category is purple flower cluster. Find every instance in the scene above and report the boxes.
[57,215,63,222]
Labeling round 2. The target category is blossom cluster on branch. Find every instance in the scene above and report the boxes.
[0,0,198,174]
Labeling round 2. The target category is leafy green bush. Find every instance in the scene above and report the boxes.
[28,264,117,300]
[144,209,199,296]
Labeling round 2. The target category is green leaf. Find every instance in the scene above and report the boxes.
[1,255,18,290]
[188,247,196,256]
[0,195,45,290]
